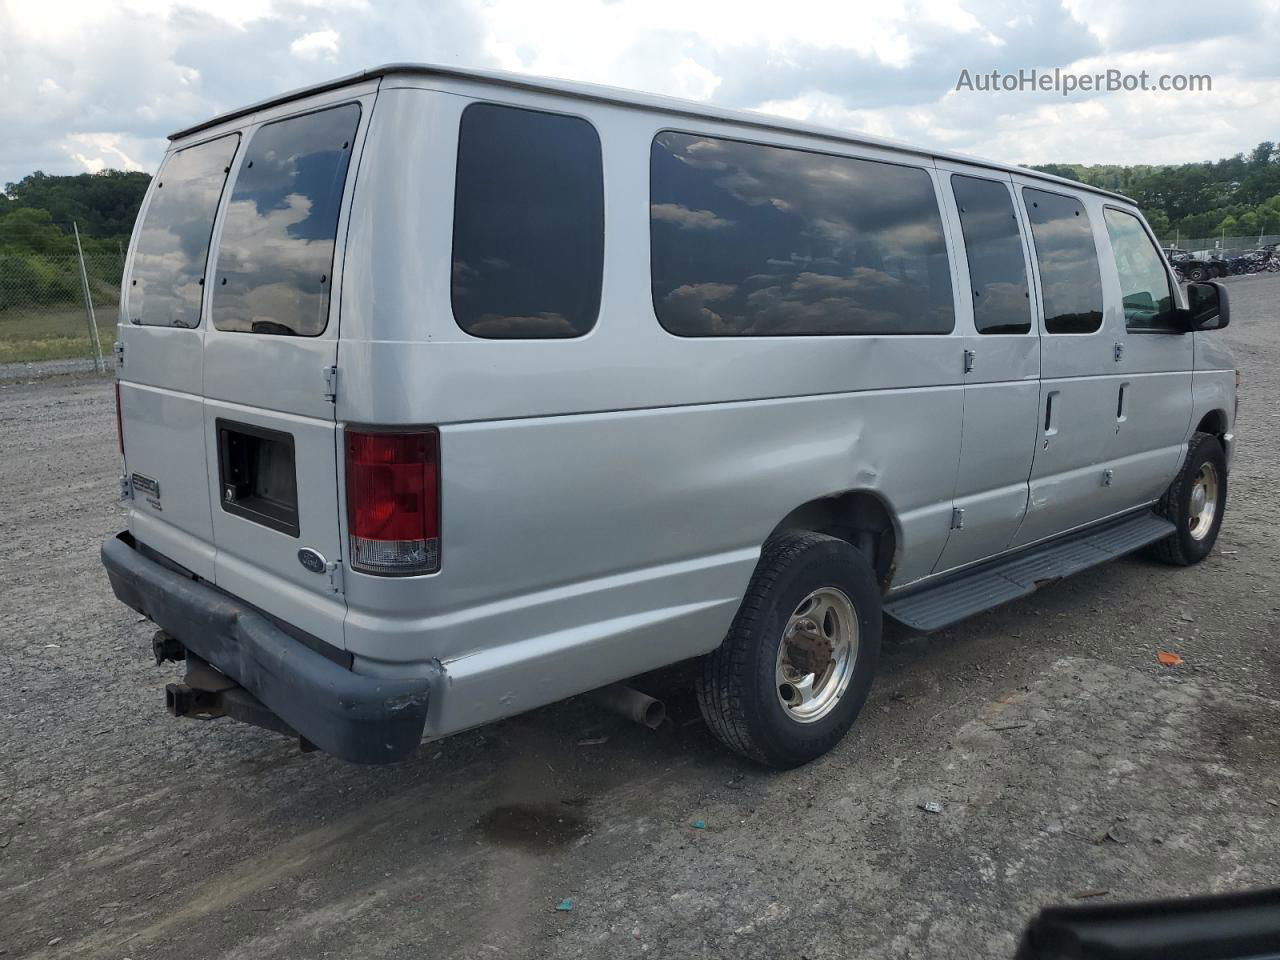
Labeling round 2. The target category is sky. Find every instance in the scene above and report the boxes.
[2,0,1277,187]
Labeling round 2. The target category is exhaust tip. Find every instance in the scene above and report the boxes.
[585,683,666,730]
[640,698,666,730]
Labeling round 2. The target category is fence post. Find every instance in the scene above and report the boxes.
[73,221,107,374]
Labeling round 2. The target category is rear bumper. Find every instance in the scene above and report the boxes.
[101,531,434,764]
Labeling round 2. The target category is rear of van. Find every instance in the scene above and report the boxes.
[103,78,441,762]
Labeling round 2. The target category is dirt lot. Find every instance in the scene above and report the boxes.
[3,273,1279,960]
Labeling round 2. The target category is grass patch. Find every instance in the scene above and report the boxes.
[0,304,117,364]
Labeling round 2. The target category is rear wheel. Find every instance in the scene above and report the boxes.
[1151,432,1227,565]
[1187,266,1209,282]
[697,532,881,768]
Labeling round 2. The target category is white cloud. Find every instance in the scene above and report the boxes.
[1,0,1276,189]
[64,133,146,174]
[290,29,340,61]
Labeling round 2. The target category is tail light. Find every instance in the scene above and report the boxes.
[344,429,440,575]
[114,381,124,455]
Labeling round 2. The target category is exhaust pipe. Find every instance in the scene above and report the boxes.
[585,683,666,729]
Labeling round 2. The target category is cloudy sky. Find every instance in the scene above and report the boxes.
[2,0,1277,186]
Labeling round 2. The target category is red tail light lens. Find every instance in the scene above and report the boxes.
[345,429,440,575]
[114,381,124,455]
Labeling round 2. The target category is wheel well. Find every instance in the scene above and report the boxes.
[1195,409,1228,440]
[770,491,898,591]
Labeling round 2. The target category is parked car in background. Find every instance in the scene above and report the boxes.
[102,64,1237,769]
[1164,247,1215,282]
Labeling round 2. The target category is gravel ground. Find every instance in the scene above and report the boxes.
[0,357,102,383]
[3,273,1279,960]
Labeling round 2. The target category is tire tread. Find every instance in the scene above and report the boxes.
[1151,431,1225,565]
[696,532,875,766]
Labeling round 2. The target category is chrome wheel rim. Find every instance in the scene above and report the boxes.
[775,587,858,724]
[1188,462,1219,542]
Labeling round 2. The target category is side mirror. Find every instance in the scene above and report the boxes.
[1181,281,1230,331]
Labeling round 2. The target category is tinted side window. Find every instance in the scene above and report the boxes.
[1023,187,1104,334]
[212,104,360,336]
[650,133,954,337]
[451,103,604,339]
[130,134,238,327]
[1103,208,1177,332]
[951,175,1031,335]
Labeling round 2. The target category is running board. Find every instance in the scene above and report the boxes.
[883,511,1175,632]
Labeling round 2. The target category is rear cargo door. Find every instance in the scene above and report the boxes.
[200,93,372,645]
[117,132,242,581]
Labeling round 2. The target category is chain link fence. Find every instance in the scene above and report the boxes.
[0,245,124,372]
[1162,234,1280,257]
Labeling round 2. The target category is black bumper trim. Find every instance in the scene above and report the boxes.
[102,532,435,764]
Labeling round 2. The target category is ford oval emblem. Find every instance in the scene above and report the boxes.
[297,548,327,574]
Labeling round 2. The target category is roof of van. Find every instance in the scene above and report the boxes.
[169,62,1136,205]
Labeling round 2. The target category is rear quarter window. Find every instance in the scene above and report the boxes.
[451,103,604,339]
[211,103,361,337]
[129,134,239,327]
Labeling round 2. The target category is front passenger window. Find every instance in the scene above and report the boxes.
[1103,208,1177,333]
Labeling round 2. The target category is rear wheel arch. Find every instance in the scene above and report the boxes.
[769,490,899,591]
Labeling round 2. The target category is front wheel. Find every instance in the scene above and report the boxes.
[697,532,882,768]
[1150,432,1227,565]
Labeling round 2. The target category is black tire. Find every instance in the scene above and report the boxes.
[1150,432,1227,566]
[696,531,882,768]
[1187,266,1209,282]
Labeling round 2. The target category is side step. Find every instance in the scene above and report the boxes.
[883,510,1175,632]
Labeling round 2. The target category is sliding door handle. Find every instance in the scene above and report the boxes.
[1044,390,1060,437]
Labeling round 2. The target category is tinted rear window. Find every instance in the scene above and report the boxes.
[212,104,360,336]
[650,132,954,337]
[451,103,604,339]
[951,175,1032,335]
[1023,187,1104,335]
[129,134,239,327]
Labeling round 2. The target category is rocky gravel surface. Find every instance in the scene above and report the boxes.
[0,357,101,383]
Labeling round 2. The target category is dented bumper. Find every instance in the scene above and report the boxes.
[101,531,432,763]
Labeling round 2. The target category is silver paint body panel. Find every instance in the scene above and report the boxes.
[116,70,1235,740]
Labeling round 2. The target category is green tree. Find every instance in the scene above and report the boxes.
[3,169,151,238]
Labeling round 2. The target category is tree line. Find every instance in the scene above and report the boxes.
[1,138,1277,289]
[1032,141,1280,244]
[0,171,152,312]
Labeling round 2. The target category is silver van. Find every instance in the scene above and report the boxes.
[102,64,1236,767]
